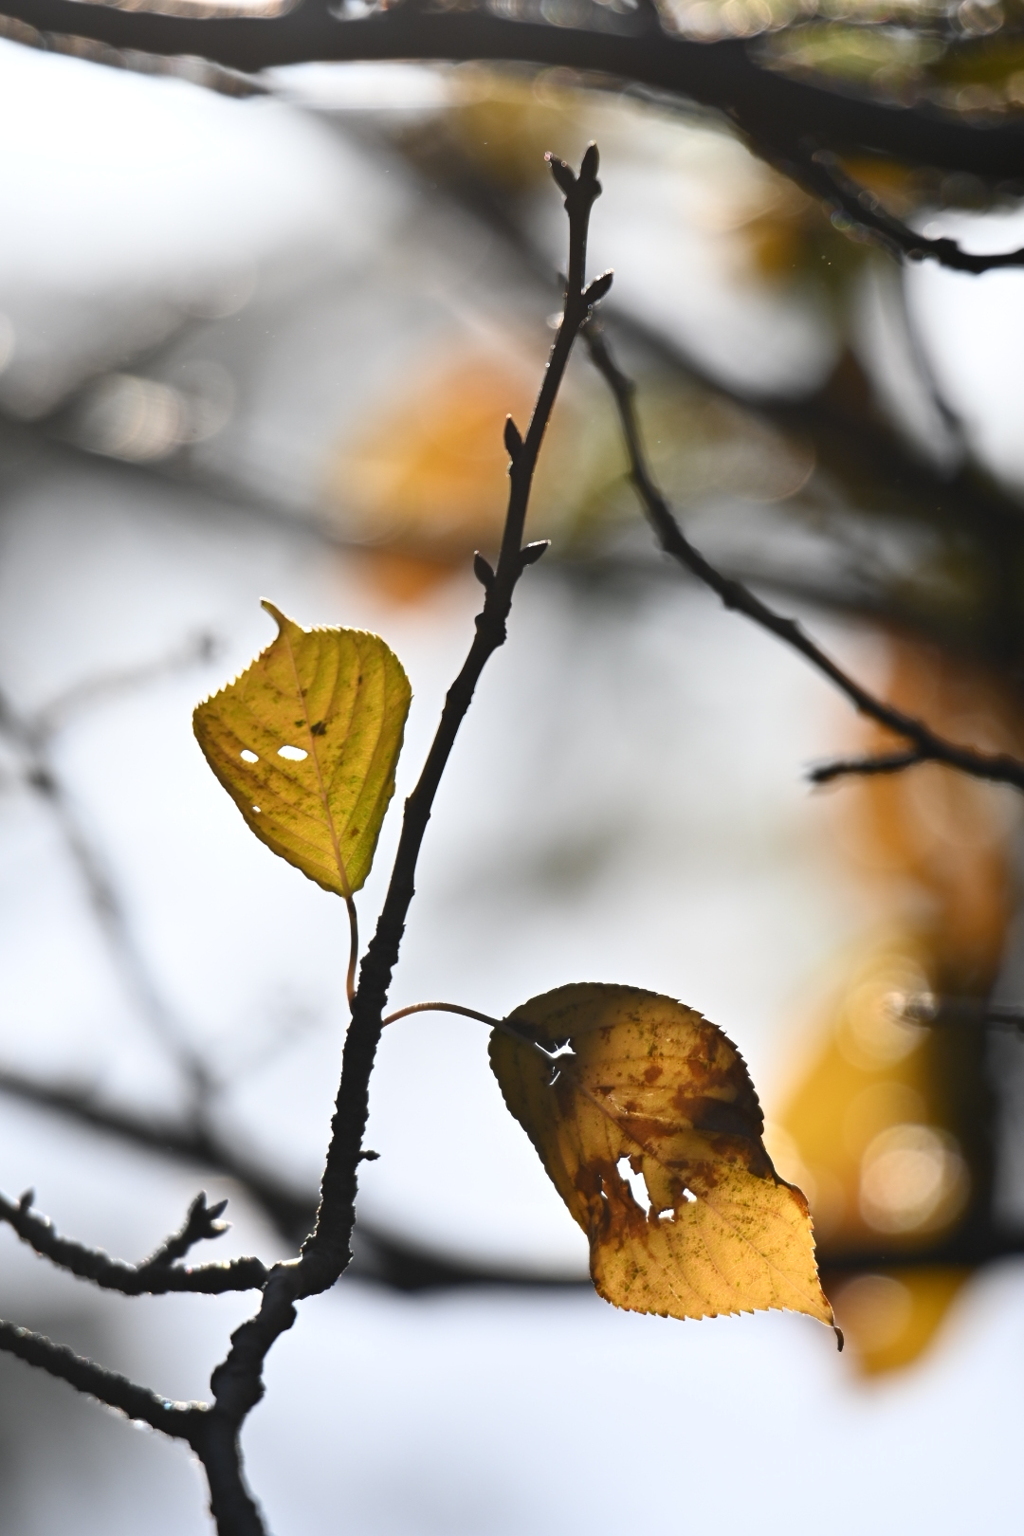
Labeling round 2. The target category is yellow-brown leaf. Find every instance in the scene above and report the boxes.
[491,983,834,1329]
[194,602,411,896]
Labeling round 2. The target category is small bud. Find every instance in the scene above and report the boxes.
[520,540,550,568]
[580,142,600,182]
[584,270,614,307]
[359,1149,380,1162]
[18,1189,34,1213]
[206,1198,229,1221]
[503,415,523,460]
[473,552,495,588]
[545,153,577,197]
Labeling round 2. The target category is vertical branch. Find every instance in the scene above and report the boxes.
[300,144,609,1289]
[188,147,611,1536]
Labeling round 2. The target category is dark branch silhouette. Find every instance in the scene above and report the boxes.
[0,1318,202,1436]
[790,148,1024,274]
[583,322,1024,794]
[5,0,1024,183]
[0,1187,268,1294]
[188,148,608,1536]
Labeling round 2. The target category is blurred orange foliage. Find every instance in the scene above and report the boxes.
[773,638,1024,1372]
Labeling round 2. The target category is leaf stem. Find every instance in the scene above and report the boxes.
[344,895,359,1008]
[381,1000,554,1056]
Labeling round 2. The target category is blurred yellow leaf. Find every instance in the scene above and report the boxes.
[491,983,834,1329]
[771,635,1024,1372]
[328,355,535,559]
[831,1269,970,1376]
[194,601,411,896]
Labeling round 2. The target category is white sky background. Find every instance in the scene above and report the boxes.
[0,37,1023,1536]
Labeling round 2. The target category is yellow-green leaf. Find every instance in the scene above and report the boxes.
[193,601,411,896]
[490,983,835,1329]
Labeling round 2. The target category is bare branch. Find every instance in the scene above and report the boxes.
[166,147,611,1535]
[0,640,218,1109]
[141,1189,231,1268]
[0,1317,203,1438]
[4,2,1024,180]
[0,1188,268,1294]
[0,1066,317,1244]
[300,144,605,1291]
[793,149,1024,274]
[583,322,1024,794]
[808,748,926,783]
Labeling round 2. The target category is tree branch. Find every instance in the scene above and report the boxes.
[5,1,1024,180]
[0,649,218,1111]
[583,321,1024,794]
[0,1317,204,1439]
[298,144,605,1293]
[0,1066,318,1244]
[166,146,611,1536]
[0,1187,268,1294]
[791,148,1024,274]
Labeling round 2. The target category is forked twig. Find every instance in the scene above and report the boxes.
[583,323,1024,793]
[0,1188,268,1295]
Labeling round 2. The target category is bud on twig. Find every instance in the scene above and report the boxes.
[545,153,577,198]
[18,1189,33,1213]
[584,271,614,307]
[580,142,600,183]
[504,415,523,461]
[520,541,550,568]
[473,552,496,588]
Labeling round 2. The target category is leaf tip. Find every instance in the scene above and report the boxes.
[259,598,295,635]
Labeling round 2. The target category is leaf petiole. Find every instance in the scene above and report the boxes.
[381,1001,554,1058]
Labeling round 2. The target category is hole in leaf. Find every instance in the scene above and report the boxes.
[240,749,259,763]
[657,1189,694,1222]
[278,745,308,761]
[616,1155,651,1214]
[252,806,262,814]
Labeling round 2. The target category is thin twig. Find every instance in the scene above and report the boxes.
[0,1317,204,1439]
[0,1066,317,1245]
[583,322,1024,794]
[0,641,218,1108]
[173,146,611,1536]
[796,149,1024,275]
[0,1188,268,1295]
[141,1189,230,1269]
[300,145,606,1289]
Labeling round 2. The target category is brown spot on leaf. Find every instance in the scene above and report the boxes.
[489,982,834,1329]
